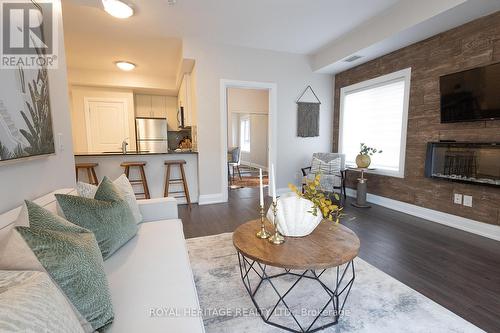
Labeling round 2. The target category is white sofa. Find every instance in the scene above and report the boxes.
[0,189,205,333]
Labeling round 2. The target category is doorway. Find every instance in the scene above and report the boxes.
[227,87,269,190]
[220,80,277,202]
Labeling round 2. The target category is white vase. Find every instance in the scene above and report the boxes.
[266,193,323,237]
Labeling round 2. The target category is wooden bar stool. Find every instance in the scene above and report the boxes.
[75,163,99,185]
[164,160,191,207]
[121,161,150,199]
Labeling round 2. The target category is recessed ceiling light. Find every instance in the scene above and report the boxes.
[115,61,136,71]
[167,0,177,6]
[102,0,134,19]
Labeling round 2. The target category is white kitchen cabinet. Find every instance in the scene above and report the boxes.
[135,94,168,118]
[135,94,152,118]
[165,96,179,131]
[151,95,167,118]
[178,74,194,127]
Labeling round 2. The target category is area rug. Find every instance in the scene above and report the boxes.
[186,233,483,333]
[230,176,269,189]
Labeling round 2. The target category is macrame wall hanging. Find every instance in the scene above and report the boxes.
[296,85,321,137]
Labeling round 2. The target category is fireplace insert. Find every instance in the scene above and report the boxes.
[425,142,500,186]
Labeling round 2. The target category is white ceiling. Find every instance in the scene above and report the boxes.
[312,0,500,73]
[62,0,400,90]
[64,31,182,77]
[61,0,401,90]
[63,0,183,92]
[64,0,400,54]
[62,0,500,86]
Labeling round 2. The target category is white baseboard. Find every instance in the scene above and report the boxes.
[174,198,199,205]
[198,193,225,205]
[346,188,500,242]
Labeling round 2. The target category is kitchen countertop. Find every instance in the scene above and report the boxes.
[74,150,198,157]
[74,150,199,201]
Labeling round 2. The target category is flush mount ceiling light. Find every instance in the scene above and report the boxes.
[115,61,136,71]
[102,0,134,19]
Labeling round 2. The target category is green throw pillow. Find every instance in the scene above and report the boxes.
[56,176,138,259]
[16,201,114,331]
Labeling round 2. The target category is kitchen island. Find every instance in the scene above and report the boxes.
[74,151,198,204]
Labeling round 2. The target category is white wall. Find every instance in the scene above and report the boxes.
[244,114,268,169]
[227,88,269,145]
[227,88,269,114]
[229,112,268,169]
[67,68,178,96]
[183,39,333,199]
[0,0,75,212]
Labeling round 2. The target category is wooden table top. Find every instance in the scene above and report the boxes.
[233,219,360,270]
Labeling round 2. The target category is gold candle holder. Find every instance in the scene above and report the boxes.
[256,205,271,239]
[268,201,285,245]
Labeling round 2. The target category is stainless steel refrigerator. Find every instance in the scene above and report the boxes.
[135,118,168,153]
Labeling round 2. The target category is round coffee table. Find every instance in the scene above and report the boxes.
[233,219,360,333]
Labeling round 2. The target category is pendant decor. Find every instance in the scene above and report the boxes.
[296,85,321,138]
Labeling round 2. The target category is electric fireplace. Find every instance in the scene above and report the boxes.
[425,142,500,186]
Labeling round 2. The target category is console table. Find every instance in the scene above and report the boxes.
[233,219,360,332]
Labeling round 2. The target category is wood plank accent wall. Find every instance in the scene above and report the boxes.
[333,11,500,225]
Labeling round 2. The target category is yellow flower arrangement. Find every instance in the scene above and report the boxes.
[288,174,343,223]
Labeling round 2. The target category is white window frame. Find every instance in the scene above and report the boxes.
[338,67,411,178]
[240,116,251,153]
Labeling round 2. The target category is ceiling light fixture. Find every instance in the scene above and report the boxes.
[343,55,363,63]
[102,0,134,19]
[115,61,136,71]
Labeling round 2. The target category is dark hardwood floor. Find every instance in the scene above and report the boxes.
[179,187,500,332]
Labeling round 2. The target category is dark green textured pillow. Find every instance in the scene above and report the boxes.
[16,200,114,331]
[56,176,138,259]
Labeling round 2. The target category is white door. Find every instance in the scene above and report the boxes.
[85,99,129,152]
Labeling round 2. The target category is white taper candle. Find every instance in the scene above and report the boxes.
[271,164,277,203]
[259,168,264,207]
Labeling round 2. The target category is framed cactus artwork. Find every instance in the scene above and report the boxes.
[0,0,54,164]
[0,66,55,164]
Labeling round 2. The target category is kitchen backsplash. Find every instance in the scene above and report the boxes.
[167,128,192,150]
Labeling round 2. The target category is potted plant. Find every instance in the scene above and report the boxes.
[268,174,343,237]
[356,143,382,168]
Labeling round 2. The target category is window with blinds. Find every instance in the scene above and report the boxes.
[339,68,411,178]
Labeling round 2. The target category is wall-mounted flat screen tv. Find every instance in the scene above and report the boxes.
[440,62,500,123]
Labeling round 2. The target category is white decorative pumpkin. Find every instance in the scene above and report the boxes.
[266,193,323,237]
